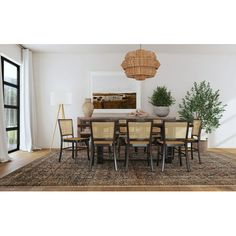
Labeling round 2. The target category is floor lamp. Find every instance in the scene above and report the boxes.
[50,92,72,150]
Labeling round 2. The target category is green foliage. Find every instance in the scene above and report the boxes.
[178,81,226,133]
[149,86,175,107]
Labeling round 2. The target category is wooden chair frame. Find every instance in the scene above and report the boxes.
[189,119,202,164]
[90,119,118,171]
[157,120,190,172]
[125,119,154,172]
[58,119,90,163]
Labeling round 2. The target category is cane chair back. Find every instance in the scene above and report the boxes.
[119,119,127,134]
[152,119,161,134]
[164,121,189,141]
[58,119,74,137]
[91,121,116,144]
[127,121,152,142]
[192,119,202,138]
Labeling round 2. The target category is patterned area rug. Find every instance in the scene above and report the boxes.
[0,150,236,186]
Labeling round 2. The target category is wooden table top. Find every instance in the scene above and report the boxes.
[78,113,176,121]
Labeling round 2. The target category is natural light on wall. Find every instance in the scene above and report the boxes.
[208,97,236,148]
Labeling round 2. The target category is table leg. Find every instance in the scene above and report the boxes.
[75,141,78,163]
[165,147,174,163]
[97,146,104,164]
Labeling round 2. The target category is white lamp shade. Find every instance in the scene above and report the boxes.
[50,92,72,106]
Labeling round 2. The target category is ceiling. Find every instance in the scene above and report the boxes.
[22,44,236,54]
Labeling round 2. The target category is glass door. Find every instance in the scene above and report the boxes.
[1,56,20,153]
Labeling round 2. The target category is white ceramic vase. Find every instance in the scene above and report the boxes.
[82,98,94,117]
[153,106,170,117]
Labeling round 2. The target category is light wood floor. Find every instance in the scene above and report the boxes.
[0,148,235,191]
[0,149,51,178]
[208,148,236,157]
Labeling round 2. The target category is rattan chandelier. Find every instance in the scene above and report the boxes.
[121,45,160,81]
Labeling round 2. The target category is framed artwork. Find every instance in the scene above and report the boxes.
[90,71,141,113]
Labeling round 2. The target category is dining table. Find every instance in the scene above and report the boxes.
[77,113,176,164]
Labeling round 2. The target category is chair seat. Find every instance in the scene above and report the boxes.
[152,133,161,138]
[63,137,88,142]
[187,138,198,142]
[80,131,91,139]
[119,132,127,136]
[129,141,149,145]
[158,140,185,145]
[94,141,113,145]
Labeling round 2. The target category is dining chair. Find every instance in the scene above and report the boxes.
[58,119,90,163]
[152,119,162,135]
[125,120,154,172]
[77,119,91,139]
[152,119,162,144]
[90,120,118,171]
[188,119,202,164]
[157,120,190,172]
[117,119,127,158]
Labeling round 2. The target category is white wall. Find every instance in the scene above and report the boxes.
[0,44,22,64]
[33,52,236,148]
[141,53,236,148]
[33,53,124,148]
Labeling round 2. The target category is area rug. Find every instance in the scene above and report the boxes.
[0,149,236,188]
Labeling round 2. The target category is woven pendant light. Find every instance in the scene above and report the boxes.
[121,46,160,81]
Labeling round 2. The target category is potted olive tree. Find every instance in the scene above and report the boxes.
[149,86,175,117]
[178,81,226,152]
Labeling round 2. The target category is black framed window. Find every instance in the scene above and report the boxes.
[1,56,20,153]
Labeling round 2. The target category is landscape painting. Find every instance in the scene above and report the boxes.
[93,92,136,109]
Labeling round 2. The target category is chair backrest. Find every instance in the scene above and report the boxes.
[192,119,202,138]
[152,119,162,134]
[163,121,189,141]
[90,120,116,142]
[127,120,153,142]
[119,119,127,134]
[58,119,74,137]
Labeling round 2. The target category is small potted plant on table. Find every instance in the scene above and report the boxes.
[149,86,175,117]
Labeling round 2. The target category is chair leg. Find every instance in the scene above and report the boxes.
[149,145,154,172]
[117,138,121,159]
[75,141,78,164]
[59,141,63,162]
[124,144,127,167]
[108,146,112,159]
[90,145,95,170]
[147,145,150,166]
[125,145,129,171]
[157,144,160,166]
[178,146,182,166]
[113,146,118,171]
[185,144,191,172]
[191,142,193,160]
[197,141,202,164]
[72,142,75,159]
[161,145,166,172]
[86,140,90,161]
[144,147,147,153]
